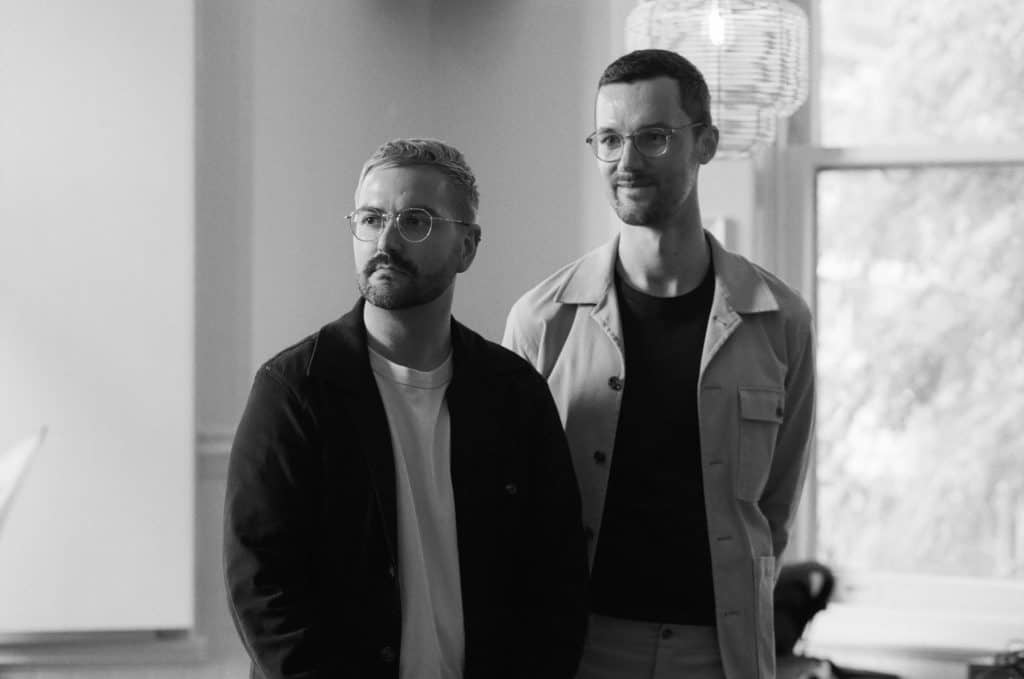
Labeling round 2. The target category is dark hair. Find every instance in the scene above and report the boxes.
[598,49,712,127]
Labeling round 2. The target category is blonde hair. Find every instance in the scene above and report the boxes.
[357,138,479,220]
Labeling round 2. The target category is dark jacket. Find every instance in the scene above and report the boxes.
[224,301,588,679]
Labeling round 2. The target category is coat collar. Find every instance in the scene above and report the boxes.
[305,299,373,386]
[304,298,502,387]
[555,230,779,314]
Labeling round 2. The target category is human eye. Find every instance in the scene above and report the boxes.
[356,210,383,228]
[398,209,430,230]
[397,209,432,239]
[598,132,623,149]
[637,129,670,146]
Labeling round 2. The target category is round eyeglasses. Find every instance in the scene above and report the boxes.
[346,207,475,244]
[584,123,704,162]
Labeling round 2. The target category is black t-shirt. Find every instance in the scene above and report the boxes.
[589,262,717,625]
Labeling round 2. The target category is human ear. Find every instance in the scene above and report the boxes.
[698,125,719,164]
[456,224,481,273]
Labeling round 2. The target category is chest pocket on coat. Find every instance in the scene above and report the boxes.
[736,386,784,501]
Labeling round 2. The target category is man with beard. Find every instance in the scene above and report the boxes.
[503,50,816,678]
[225,138,587,679]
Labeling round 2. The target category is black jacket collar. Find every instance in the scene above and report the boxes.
[305,298,504,389]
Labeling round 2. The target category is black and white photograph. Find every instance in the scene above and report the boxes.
[1,2,1022,678]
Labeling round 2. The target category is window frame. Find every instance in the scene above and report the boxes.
[776,143,1024,660]
[759,0,1024,661]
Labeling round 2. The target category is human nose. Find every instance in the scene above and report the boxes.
[616,135,645,170]
[374,213,404,251]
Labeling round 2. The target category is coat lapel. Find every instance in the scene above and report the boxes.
[308,301,398,561]
[700,232,780,378]
[701,282,741,378]
[447,321,500,533]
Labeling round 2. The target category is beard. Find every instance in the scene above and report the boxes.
[613,194,673,226]
[357,249,459,310]
[610,165,698,226]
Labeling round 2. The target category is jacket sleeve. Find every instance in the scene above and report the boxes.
[759,316,816,563]
[223,367,326,679]
[521,369,589,678]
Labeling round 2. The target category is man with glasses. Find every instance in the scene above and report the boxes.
[225,138,588,679]
[504,50,815,678]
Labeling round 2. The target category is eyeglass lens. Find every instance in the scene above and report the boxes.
[591,129,673,161]
[350,208,432,242]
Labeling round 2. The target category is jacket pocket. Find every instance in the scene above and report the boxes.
[735,386,783,501]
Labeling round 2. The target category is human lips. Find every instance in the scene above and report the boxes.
[365,254,414,277]
[373,263,405,273]
[614,175,655,189]
[370,265,410,282]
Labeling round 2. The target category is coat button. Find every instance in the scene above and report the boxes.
[608,376,623,391]
[661,627,673,640]
[776,405,784,418]
[593,450,607,464]
[504,482,518,495]
[380,645,396,664]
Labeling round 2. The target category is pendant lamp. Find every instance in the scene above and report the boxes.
[625,0,809,157]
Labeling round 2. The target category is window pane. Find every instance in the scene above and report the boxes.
[820,0,1024,146]
[816,165,1024,578]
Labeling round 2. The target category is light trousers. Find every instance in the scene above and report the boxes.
[576,614,727,679]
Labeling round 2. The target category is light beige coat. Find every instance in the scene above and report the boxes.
[503,232,815,679]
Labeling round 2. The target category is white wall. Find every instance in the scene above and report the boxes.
[0,0,194,634]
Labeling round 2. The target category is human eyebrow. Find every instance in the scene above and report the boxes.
[593,123,676,135]
[400,204,447,216]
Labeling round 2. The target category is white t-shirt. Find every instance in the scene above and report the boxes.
[369,348,464,679]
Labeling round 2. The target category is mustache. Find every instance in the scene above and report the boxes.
[364,252,417,277]
[613,173,656,186]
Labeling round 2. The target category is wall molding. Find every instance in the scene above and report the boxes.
[0,631,207,667]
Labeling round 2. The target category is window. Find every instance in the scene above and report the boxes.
[817,164,1024,579]
[775,0,1024,660]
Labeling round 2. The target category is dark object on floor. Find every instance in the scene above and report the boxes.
[776,656,902,679]
[777,654,831,678]
[774,560,836,655]
[968,649,1024,678]
[773,561,901,679]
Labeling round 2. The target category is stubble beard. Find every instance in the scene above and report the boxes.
[612,168,697,227]
[357,250,460,310]
[614,196,669,226]
[613,187,679,227]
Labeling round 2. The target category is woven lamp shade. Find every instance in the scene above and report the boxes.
[625,0,809,158]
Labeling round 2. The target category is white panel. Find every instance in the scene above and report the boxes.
[0,0,194,632]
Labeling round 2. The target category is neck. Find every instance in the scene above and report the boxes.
[362,286,454,371]
[617,217,710,297]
